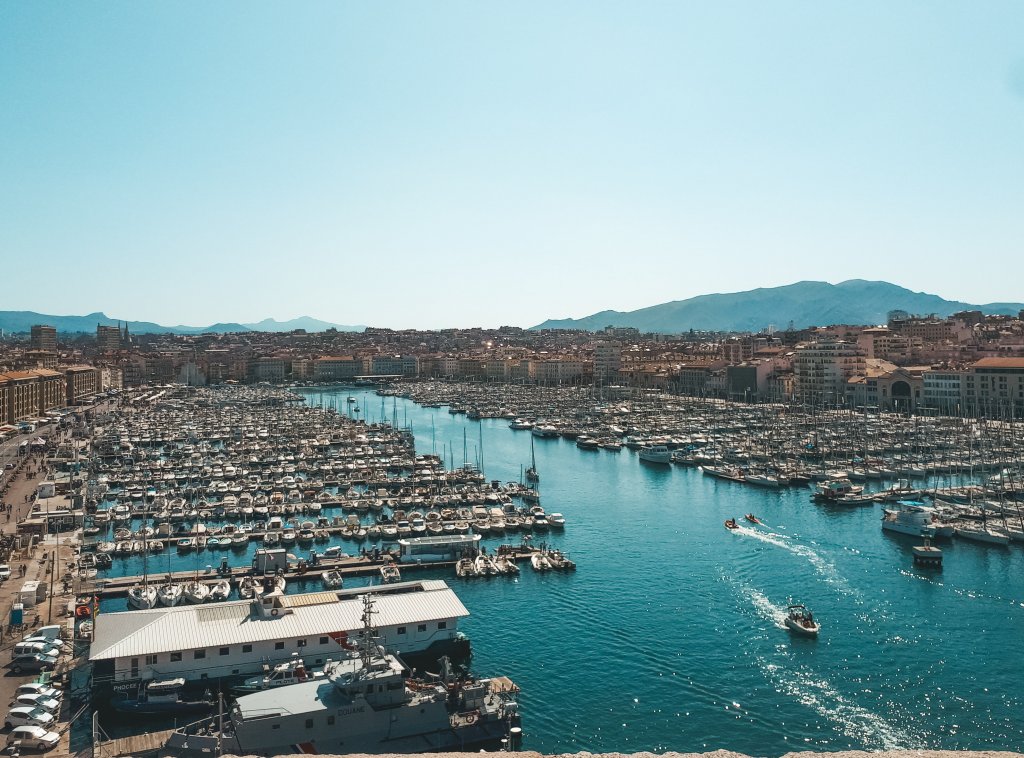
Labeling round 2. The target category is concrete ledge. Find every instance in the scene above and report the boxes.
[225,752,1024,758]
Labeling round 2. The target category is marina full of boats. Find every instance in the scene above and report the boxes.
[382,381,1024,551]
[69,386,537,755]
[79,386,571,609]
[59,381,1024,755]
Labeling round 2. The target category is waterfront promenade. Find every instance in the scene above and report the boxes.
[0,399,114,758]
[225,752,1024,758]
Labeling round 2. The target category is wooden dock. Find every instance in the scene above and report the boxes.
[95,728,175,757]
[86,546,540,599]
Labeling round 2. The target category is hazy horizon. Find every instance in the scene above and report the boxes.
[3,3,1023,329]
[3,277,1023,333]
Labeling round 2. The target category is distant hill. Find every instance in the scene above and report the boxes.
[530,280,1024,334]
[0,311,363,335]
[242,316,364,332]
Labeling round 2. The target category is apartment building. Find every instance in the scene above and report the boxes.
[793,340,866,404]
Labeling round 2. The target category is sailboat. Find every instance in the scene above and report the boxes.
[128,583,157,610]
[128,537,157,609]
[184,536,211,603]
[525,437,539,483]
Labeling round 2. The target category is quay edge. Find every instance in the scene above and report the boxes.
[221,752,1024,758]
[98,747,1022,758]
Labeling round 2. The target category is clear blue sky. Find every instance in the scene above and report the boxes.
[2,2,1023,329]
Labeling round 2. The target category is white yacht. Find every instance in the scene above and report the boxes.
[638,445,671,464]
[881,503,954,538]
[530,424,559,438]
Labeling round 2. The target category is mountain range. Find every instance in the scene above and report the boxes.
[531,280,1024,334]
[0,311,364,335]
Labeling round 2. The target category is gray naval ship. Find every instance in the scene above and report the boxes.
[165,594,521,756]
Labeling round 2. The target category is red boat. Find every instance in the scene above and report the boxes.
[744,513,762,525]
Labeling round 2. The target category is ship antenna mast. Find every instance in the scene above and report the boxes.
[359,593,380,670]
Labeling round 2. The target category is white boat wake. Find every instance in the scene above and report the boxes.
[732,525,859,598]
[743,585,789,629]
[757,655,926,750]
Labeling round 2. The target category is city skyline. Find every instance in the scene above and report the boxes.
[3,2,1024,328]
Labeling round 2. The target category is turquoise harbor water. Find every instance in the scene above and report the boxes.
[99,387,1024,756]
[307,390,1024,755]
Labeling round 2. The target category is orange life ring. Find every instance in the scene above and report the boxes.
[75,605,91,618]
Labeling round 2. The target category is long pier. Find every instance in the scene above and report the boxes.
[86,546,540,599]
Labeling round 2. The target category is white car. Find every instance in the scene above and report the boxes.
[0,565,10,581]
[14,684,62,701]
[4,706,55,729]
[13,694,61,714]
[6,724,60,752]
[21,625,64,643]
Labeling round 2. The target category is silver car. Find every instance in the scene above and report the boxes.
[14,684,62,701]
[4,706,55,730]
[13,694,61,714]
[6,724,61,752]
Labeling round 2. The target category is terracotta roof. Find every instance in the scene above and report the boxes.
[972,357,1024,368]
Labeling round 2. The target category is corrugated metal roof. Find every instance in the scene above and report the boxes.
[90,585,468,662]
[281,591,337,608]
[196,605,250,624]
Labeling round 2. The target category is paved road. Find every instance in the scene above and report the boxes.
[0,397,117,756]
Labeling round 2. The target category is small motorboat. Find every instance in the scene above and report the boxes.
[530,551,553,572]
[724,518,739,530]
[208,579,231,602]
[322,569,343,590]
[744,514,762,525]
[455,557,478,578]
[379,563,401,584]
[113,677,214,715]
[785,604,820,636]
[233,654,323,694]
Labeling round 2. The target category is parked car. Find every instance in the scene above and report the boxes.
[9,652,59,675]
[13,694,61,714]
[4,706,55,729]
[13,642,63,659]
[5,724,60,752]
[21,626,63,643]
[14,684,62,701]
[0,565,10,581]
